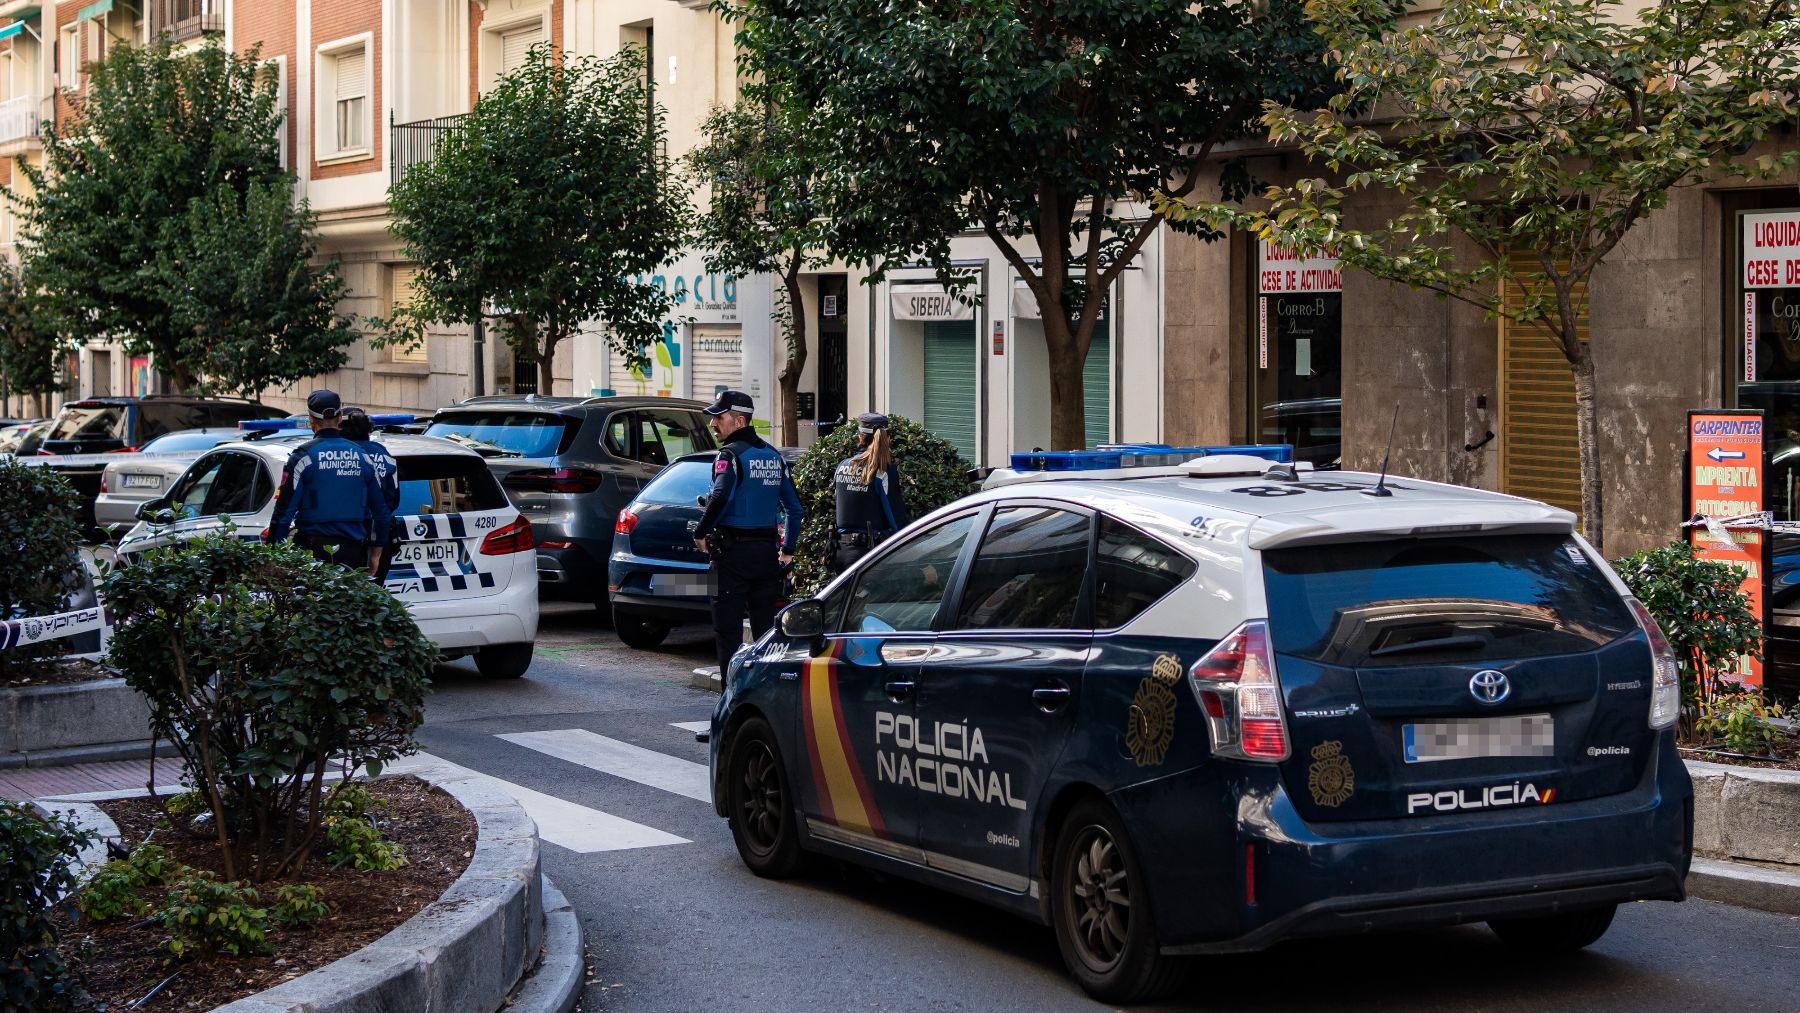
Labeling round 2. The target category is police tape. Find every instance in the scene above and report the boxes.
[0,604,108,651]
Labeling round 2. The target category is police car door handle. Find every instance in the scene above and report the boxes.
[1032,685,1072,711]
[884,680,915,701]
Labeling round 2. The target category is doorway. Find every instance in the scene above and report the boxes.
[817,274,849,432]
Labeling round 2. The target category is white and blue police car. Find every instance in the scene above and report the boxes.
[709,446,1691,1003]
[114,418,540,679]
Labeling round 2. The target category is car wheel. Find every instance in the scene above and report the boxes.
[725,716,808,878]
[613,610,671,649]
[474,643,533,680]
[1050,799,1187,1004]
[1488,905,1617,953]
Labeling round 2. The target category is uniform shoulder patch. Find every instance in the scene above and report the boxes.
[714,458,731,474]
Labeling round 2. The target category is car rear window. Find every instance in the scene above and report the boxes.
[48,405,126,442]
[140,430,242,453]
[395,455,508,515]
[1261,534,1636,666]
[426,412,575,458]
[637,457,716,505]
[138,403,274,441]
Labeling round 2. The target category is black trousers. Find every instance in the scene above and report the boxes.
[712,536,782,681]
[296,534,369,568]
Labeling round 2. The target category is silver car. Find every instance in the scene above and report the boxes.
[93,428,250,536]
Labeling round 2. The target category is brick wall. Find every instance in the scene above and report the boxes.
[235,0,297,166]
[310,0,381,180]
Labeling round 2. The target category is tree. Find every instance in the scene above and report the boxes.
[690,101,834,446]
[1157,0,1800,554]
[727,0,1335,450]
[0,262,70,414]
[382,45,689,394]
[18,38,353,393]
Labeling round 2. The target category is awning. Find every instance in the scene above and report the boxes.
[1010,279,1108,321]
[889,284,973,322]
[0,22,22,41]
[76,0,110,21]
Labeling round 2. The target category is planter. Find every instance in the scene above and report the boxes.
[0,677,154,764]
[1686,758,1800,867]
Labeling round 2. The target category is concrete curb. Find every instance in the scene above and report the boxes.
[508,875,586,1013]
[0,677,152,760]
[0,738,171,770]
[1687,857,1800,916]
[1685,759,1800,867]
[689,665,721,692]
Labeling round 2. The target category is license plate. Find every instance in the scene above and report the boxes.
[650,573,711,596]
[122,474,162,489]
[394,541,463,566]
[1404,714,1555,763]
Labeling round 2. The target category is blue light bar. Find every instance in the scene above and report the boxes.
[1008,444,1294,473]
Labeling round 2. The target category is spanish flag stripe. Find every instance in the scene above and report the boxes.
[800,655,837,825]
[801,649,883,837]
[825,662,888,837]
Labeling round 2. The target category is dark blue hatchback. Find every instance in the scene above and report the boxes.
[708,456,1692,1003]
[607,452,718,649]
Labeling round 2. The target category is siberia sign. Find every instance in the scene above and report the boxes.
[1685,409,1766,687]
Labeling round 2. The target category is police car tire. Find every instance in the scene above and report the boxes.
[724,716,808,879]
[613,611,671,649]
[1486,904,1617,953]
[474,643,533,680]
[1050,799,1187,1004]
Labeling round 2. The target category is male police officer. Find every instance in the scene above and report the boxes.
[265,389,390,572]
[692,390,802,682]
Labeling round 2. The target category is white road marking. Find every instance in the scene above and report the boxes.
[670,720,711,734]
[390,752,688,853]
[498,728,713,803]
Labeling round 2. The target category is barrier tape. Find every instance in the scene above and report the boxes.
[0,605,108,651]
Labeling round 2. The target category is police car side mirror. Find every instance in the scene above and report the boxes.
[136,500,174,526]
[778,599,827,641]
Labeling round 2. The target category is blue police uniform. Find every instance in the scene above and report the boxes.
[351,434,401,578]
[694,395,803,681]
[266,417,389,567]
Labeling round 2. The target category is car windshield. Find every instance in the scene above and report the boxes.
[47,404,126,442]
[636,458,716,506]
[1262,533,1637,666]
[395,454,509,514]
[140,430,241,453]
[425,412,570,458]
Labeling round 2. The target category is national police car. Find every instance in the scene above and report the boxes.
[709,448,1691,1003]
[114,421,540,679]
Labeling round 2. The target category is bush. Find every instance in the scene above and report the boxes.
[1,801,95,1011]
[158,870,269,959]
[0,458,86,679]
[270,883,329,929]
[1697,687,1788,755]
[1615,540,1764,738]
[323,782,406,872]
[76,842,184,923]
[101,535,439,882]
[788,415,972,596]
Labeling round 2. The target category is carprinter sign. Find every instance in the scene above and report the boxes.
[1686,409,1765,687]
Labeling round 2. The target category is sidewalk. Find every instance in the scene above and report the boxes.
[0,758,168,802]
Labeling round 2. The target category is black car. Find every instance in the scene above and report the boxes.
[607,452,719,647]
[1260,397,1341,470]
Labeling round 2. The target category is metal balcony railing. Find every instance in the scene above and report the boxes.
[0,94,39,145]
[391,113,469,187]
[155,0,223,42]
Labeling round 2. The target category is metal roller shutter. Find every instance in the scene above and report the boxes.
[609,348,654,398]
[923,321,978,463]
[1082,307,1111,449]
[1499,253,1585,520]
[690,328,743,402]
[501,25,541,74]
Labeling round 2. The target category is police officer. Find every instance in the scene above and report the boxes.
[265,389,390,572]
[692,390,803,682]
[339,407,401,581]
[831,412,909,571]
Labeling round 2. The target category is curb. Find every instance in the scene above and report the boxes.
[0,678,153,759]
[689,665,721,692]
[1688,857,1800,916]
[508,875,586,1013]
[0,738,171,770]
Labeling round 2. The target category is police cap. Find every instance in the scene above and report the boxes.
[307,389,342,419]
[857,412,890,436]
[704,389,755,416]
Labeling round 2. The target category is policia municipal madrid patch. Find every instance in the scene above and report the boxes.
[1308,740,1356,807]
[1126,654,1182,767]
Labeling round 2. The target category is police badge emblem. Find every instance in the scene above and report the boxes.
[1307,740,1355,807]
[1126,654,1182,767]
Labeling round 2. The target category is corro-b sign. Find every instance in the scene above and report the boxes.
[1686,409,1766,687]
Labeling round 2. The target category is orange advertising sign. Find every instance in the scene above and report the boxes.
[1687,410,1765,687]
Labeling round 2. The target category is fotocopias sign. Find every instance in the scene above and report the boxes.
[1685,409,1766,687]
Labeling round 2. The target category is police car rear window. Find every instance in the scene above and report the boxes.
[1261,534,1636,666]
[395,455,508,515]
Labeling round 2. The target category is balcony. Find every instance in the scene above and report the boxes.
[0,93,39,146]
[390,113,468,187]
[155,0,222,43]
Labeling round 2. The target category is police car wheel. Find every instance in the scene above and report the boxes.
[613,610,671,649]
[1487,904,1617,953]
[725,716,807,878]
[474,643,533,680]
[1050,800,1186,1004]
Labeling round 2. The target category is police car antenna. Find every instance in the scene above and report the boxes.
[1364,405,1399,498]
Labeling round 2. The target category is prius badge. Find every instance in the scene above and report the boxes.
[1469,669,1510,705]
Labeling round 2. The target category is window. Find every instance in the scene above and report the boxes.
[388,264,429,363]
[334,49,366,150]
[636,458,716,506]
[315,35,372,161]
[843,513,978,633]
[258,57,288,168]
[635,411,713,465]
[200,453,269,515]
[424,412,574,458]
[499,24,540,76]
[603,412,633,457]
[395,455,509,515]
[171,455,226,518]
[955,507,1090,631]
[59,23,78,91]
[1092,516,1195,629]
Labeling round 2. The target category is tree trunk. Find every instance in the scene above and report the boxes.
[1571,347,1605,555]
[539,329,560,396]
[1040,307,1088,451]
[778,266,807,447]
[167,363,196,395]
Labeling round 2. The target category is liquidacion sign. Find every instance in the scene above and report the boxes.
[1744,211,1800,289]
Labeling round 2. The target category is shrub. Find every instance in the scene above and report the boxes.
[0,458,86,679]
[270,883,329,929]
[1615,541,1764,738]
[101,535,439,882]
[1697,688,1789,756]
[158,870,269,959]
[77,842,184,923]
[788,415,972,596]
[1,801,95,1011]
[323,783,406,872]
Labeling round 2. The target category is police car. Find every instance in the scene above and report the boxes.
[708,447,1691,1003]
[114,420,540,679]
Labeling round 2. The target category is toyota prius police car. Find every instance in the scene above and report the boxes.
[708,445,1692,1003]
[113,418,540,679]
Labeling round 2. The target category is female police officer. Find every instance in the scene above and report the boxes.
[831,412,909,571]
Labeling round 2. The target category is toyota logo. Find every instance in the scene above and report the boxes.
[1470,670,1511,705]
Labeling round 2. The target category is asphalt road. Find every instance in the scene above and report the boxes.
[417,603,1800,1012]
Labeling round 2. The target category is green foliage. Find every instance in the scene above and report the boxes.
[1616,541,1764,723]
[381,44,689,394]
[17,37,351,393]
[78,862,149,923]
[727,0,1334,448]
[1162,0,1800,551]
[0,260,70,400]
[270,883,329,929]
[1697,688,1788,755]
[788,416,972,596]
[323,783,407,872]
[1,802,95,1010]
[158,870,269,960]
[0,459,87,679]
[101,536,438,882]
[164,788,205,817]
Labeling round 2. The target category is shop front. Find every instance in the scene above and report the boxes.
[1253,238,1343,468]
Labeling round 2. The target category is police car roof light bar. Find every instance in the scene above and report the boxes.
[1007,443,1293,473]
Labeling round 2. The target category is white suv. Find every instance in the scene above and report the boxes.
[115,430,540,679]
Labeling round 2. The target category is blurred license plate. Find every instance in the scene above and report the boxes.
[394,541,462,565]
[1404,714,1554,763]
[651,573,711,596]
[122,474,162,489]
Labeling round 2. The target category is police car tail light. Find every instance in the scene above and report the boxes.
[1189,620,1290,761]
[1625,596,1682,730]
[480,516,535,555]
[615,508,639,535]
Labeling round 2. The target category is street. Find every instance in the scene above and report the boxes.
[420,605,1800,1012]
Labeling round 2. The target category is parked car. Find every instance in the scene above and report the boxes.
[0,419,44,456]
[1260,397,1341,469]
[115,428,540,679]
[424,395,717,613]
[92,428,251,536]
[9,418,53,458]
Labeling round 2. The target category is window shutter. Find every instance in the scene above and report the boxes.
[335,49,366,100]
[501,26,541,74]
[1498,249,1586,522]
